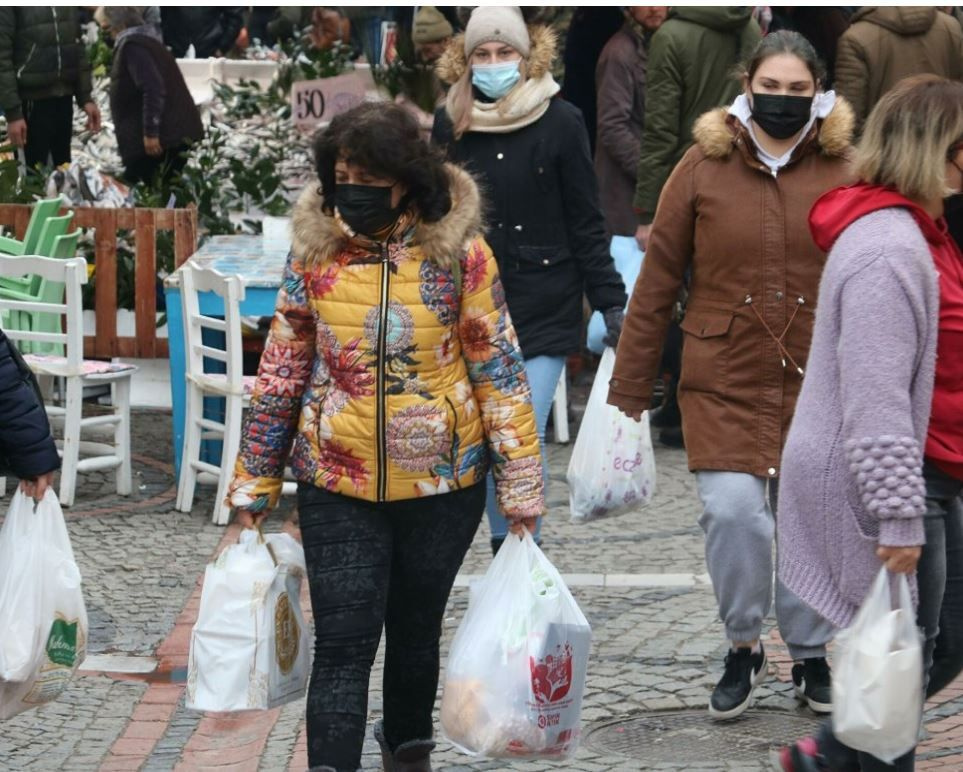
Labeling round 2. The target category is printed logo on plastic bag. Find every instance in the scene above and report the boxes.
[274,593,301,675]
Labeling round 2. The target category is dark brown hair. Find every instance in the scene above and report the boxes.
[742,30,826,87]
[313,102,452,223]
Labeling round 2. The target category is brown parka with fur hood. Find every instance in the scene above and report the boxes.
[607,98,856,479]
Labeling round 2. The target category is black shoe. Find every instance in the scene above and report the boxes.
[709,644,768,720]
[792,658,832,714]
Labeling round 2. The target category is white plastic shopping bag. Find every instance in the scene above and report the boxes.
[832,567,923,762]
[441,531,591,759]
[186,528,310,712]
[567,347,656,521]
[0,489,88,720]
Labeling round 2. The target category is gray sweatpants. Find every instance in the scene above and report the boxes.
[696,470,835,660]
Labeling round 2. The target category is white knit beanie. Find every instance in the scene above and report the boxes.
[464,6,530,58]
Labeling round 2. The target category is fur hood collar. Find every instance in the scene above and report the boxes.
[692,95,855,160]
[290,164,482,270]
[436,24,557,86]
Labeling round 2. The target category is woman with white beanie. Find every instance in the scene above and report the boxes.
[432,6,627,555]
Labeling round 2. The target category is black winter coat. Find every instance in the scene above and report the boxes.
[160,8,244,59]
[0,330,59,480]
[431,98,627,359]
[109,33,204,166]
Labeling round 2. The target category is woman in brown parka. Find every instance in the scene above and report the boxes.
[608,31,855,721]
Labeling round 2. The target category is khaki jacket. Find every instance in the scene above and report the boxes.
[608,99,856,478]
[836,6,963,132]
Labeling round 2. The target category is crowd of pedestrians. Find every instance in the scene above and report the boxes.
[4,5,963,772]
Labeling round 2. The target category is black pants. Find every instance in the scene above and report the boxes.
[298,482,485,772]
[23,96,73,169]
[123,145,189,187]
[819,462,963,771]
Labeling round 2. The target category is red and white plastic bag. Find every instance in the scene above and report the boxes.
[441,531,591,759]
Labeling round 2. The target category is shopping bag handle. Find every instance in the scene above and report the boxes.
[254,524,279,567]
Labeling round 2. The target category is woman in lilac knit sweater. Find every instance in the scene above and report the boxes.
[775,76,963,771]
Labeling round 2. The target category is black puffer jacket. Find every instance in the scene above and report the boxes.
[431,26,626,359]
[0,330,59,480]
[0,6,92,121]
[160,8,244,59]
[109,32,204,165]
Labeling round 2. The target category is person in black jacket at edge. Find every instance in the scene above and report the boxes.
[160,7,244,59]
[0,329,59,501]
[96,7,204,186]
[431,6,627,556]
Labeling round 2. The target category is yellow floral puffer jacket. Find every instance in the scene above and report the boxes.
[229,165,544,517]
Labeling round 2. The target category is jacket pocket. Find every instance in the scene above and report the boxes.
[515,245,573,271]
[678,310,734,394]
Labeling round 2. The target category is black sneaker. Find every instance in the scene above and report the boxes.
[709,644,768,720]
[792,658,832,714]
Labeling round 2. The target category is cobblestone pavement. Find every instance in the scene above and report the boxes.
[2,396,962,771]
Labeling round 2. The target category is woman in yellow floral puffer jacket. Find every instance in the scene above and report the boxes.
[228,102,543,772]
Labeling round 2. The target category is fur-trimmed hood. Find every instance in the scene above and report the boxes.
[692,95,855,161]
[290,163,482,270]
[436,24,557,86]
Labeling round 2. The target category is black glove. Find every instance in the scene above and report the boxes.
[602,307,624,349]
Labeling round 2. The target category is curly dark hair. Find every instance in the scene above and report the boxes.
[313,102,452,223]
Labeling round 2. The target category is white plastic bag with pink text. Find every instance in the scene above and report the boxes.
[567,347,656,521]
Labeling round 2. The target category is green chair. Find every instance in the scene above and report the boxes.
[0,212,75,294]
[0,230,82,355]
[0,196,65,255]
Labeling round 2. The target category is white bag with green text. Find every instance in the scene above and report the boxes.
[0,489,88,720]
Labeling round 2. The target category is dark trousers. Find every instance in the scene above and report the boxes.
[123,145,189,187]
[819,462,963,771]
[23,96,73,169]
[298,482,485,772]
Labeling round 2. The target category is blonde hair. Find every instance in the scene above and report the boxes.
[856,74,963,201]
[447,58,529,139]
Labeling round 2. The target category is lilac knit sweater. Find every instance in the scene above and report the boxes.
[778,208,940,629]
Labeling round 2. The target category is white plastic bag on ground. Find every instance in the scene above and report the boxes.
[441,531,591,760]
[186,529,310,712]
[0,489,88,720]
[567,347,656,521]
[832,567,923,762]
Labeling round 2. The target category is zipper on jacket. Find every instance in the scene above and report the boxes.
[375,244,390,502]
[51,8,62,77]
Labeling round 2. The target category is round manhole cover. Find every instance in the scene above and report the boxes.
[584,709,824,764]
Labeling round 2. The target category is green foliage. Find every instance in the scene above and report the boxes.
[87,35,114,79]
[0,142,46,204]
[273,34,352,99]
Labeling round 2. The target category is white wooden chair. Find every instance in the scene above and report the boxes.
[175,266,257,524]
[0,255,137,506]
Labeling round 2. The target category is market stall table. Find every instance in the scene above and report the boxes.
[165,234,288,478]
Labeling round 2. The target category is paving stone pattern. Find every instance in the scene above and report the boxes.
[0,400,961,770]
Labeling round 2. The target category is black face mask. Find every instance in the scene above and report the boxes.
[335,183,403,237]
[750,93,813,140]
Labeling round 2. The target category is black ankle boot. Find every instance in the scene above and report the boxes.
[373,720,435,772]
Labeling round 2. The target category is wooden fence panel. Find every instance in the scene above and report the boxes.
[0,203,197,358]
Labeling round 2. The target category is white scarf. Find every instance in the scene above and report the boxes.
[465,73,561,134]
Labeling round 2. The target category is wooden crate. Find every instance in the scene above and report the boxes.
[0,204,198,358]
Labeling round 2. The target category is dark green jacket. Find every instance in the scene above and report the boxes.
[633,6,760,224]
[0,7,93,122]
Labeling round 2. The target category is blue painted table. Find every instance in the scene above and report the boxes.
[165,235,289,478]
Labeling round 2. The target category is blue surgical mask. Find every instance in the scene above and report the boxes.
[472,60,521,100]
